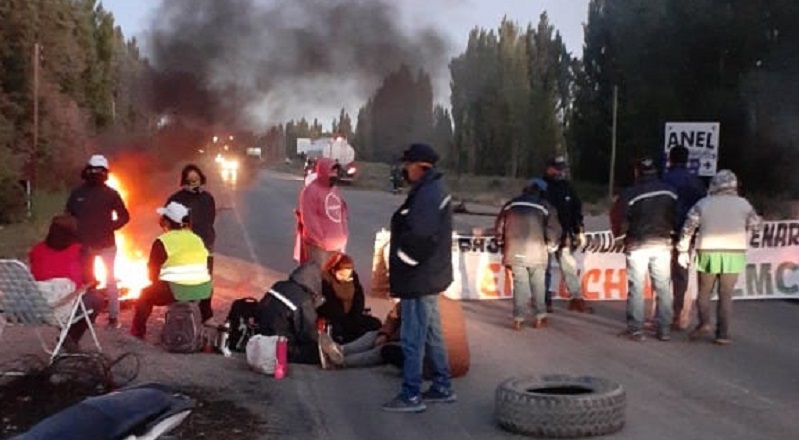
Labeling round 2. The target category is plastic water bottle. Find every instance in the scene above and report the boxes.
[274,336,288,379]
[217,322,232,358]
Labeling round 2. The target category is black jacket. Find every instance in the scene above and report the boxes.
[662,165,707,229]
[318,271,381,343]
[255,263,322,364]
[389,168,453,298]
[166,188,216,251]
[543,176,583,244]
[66,183,130,249]
[611,174,678,250]
[495,193,562,267]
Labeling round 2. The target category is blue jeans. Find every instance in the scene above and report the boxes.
[545,246,583,299]
[510,265,547,321]
[626,247,673,332]
[400,295,451,399]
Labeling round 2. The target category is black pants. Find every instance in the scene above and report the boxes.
[66,291,103,342]
[131,281,176,337]
[696,272,738,339]
[199,256,214,322]
[671,250,689,321]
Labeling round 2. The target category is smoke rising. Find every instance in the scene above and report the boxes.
[147,0,450,130]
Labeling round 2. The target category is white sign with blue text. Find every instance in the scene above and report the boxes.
[664,122,720,177]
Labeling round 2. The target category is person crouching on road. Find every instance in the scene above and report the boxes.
[677,170,762,345]
[496,178,562,330]
[611,158,678,342]
[130,202,212,339]
[166,164,217,323]
[255,261,334,365]
[382,143,456,414]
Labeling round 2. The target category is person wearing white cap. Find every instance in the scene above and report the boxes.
[130,201,212,339]
[66,154,130,328]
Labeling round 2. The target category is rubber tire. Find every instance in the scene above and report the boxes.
[495,375,626,438]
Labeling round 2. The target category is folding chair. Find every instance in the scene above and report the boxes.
[0,259,101,365]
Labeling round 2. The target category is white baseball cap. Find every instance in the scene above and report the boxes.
[87,154,109,169]
[157,201,190,224]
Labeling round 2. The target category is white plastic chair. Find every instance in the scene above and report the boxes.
[0,259,101,365]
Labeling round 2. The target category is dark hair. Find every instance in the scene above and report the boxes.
[180,164,207,186]
[323,252,354,272]
[668,145,689,165]
[45,215,78,250]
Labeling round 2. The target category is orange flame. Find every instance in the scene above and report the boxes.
[93,173,150,300]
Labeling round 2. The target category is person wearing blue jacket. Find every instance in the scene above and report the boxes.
[382,143,456,413]
[662,145,707,329]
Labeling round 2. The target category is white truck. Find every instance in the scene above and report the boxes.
[297,136,358,183]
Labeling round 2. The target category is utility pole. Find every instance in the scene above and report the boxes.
[29,42,41,217]
[608,85,619,201]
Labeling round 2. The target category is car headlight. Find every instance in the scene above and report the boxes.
[347,167,356,175]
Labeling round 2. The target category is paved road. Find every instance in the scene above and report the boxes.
[213,168,799,440]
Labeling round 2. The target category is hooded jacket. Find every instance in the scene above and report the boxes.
[297,157,349,251]
[255,263,324,363]
[389,167,453,298]
[677,170,762,253]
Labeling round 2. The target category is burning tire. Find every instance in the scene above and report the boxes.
[495,375,626,438]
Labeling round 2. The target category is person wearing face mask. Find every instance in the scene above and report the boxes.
[66,154,130,329]
[166,164,217,322]
[317,252,382,345]
[130,202,212,339]
[295,157,349,266]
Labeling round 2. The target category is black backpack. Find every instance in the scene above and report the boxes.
[225,297,259,352]
[161,302,204,353]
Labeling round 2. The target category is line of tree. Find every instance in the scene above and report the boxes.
[0,0,149,221]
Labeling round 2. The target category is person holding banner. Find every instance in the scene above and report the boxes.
[542,155,593,314]
[495,178,562,330]
[677,170,762,345]
[611,158,678,342]
[662,145,707,330]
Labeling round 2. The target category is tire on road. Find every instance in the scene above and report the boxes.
[495,375,625,438]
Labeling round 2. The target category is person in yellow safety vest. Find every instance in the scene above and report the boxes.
[130,201,212,339]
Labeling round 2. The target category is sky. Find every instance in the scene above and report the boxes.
[100,0,591,128]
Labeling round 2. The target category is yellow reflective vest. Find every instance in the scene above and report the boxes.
[158,229,211,285]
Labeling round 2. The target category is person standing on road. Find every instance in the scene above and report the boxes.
[542,155,592,313]
[677,170,762,345]
[66,154,130,329]
[166,164,217,323]
[382,143,456,413]
[662,145,707,330]
[611,158,678,342]
[295,157,349,266]
[495,178,561,330]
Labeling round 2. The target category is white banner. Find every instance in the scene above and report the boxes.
[371,221,799,302]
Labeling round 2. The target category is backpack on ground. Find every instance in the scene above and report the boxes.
[225,297,259,352]
[161,301,204,353]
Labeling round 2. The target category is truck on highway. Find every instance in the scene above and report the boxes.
[297,136,359,183]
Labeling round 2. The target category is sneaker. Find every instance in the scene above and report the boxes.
[422,387,457,403]
[618,329,645,342]
[714,337,731,346]
[688,325,712,341]
[108,317,122,329]
[656,331,671,342]
[568,298,594,314]
[318,332,344,365]
[382,394,426,413]
[511,320,523,331]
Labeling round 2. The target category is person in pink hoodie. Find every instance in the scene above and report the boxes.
[295,157,349,266]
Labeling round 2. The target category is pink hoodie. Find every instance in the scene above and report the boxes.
[297,158,349,251]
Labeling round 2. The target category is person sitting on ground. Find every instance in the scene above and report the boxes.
[322,301,401,369]
[254,261,333,365]
[317,252,382,344]
[29,214,103,351]
[130,202,212,339]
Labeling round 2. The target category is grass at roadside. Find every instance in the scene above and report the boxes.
[0,192,68,260]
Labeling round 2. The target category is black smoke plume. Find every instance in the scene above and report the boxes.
[147,0,450,130]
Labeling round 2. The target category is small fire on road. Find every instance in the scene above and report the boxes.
[93,174,150,300]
